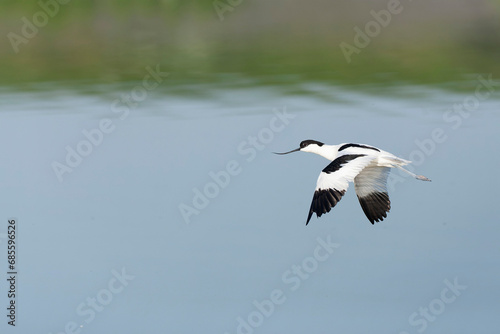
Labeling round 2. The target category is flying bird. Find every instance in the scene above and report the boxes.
[275,140,430,225]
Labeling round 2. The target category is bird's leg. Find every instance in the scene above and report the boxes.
[416,174,431,181]
[395,165,431,182]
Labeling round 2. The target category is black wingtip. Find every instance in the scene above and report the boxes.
[306,188,345,226]
[306,211,313,226]
[357,192,390,225]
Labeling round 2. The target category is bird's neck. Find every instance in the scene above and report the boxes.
[312,145,339,161]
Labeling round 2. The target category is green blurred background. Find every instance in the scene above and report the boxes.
[1,0,499,89]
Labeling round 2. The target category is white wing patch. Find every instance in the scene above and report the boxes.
[315,155,375,192]
[354,166,390,197]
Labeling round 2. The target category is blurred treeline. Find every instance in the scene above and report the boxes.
[1,0,499,87]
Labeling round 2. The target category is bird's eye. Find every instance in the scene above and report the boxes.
[300,141,306,148]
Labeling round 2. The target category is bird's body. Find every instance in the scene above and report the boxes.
[275,140,430,225]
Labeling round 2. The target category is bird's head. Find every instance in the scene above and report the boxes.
[274,140,325,155]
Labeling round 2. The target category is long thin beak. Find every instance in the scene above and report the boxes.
[273,148,300,155]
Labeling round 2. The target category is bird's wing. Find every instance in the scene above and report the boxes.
[354,166,391,224]
[307,154,375,225]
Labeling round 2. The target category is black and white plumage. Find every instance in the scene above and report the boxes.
[275,140,430,225]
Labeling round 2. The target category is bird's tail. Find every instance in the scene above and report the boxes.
[381,155,430,181]
[379,155,411,167]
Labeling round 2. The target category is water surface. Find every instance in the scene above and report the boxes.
[0,80,499,333]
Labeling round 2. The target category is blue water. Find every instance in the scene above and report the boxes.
[0,80,499,333]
